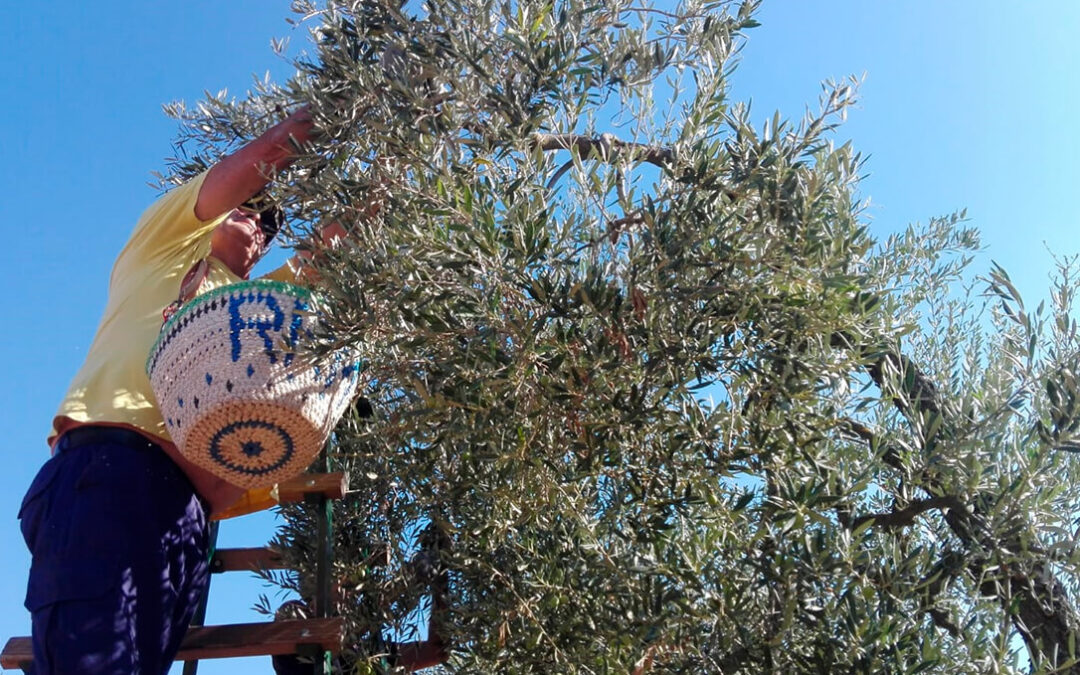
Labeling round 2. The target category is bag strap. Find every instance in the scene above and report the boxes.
[162,259,210,324]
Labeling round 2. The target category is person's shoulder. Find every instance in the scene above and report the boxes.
[147,171,213,217]
[113,170,220,271]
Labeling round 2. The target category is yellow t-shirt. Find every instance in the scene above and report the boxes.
[51,170,296,514]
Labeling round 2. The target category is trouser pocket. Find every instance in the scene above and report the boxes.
[18,456,62,553]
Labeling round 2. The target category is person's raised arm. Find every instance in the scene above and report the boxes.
[194,106,314,221]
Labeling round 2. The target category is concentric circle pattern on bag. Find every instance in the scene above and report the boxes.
[147,280,360,489]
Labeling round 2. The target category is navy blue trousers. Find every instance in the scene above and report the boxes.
[19,428,210,674]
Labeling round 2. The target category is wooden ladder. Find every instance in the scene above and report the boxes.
[0,470,348,673]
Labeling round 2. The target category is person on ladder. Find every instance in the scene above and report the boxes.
[17,106,348,673]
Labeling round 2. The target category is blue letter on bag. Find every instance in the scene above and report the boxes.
[229,292,285,363]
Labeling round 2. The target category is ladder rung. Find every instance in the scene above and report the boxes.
[277,472,348,502]
[1,618,344,669]
[210,547,287,573]
[178,618,346,660]
[212,472,349,520]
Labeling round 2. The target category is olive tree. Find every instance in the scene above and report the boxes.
[161,1,1080,672]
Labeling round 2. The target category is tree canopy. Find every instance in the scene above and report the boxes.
[163,1,1080,672]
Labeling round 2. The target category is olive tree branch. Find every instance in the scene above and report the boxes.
[848,339,1080,672]
[850,496,966,532]
[532,133,674,168]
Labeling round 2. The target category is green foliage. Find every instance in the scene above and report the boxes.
[167,1,1080,672]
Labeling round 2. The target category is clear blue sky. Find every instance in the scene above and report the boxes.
[1,1,1078,672]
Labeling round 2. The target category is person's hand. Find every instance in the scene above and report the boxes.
[287,104,312,123]
[289,221,347,281]
[281,104,314,136]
